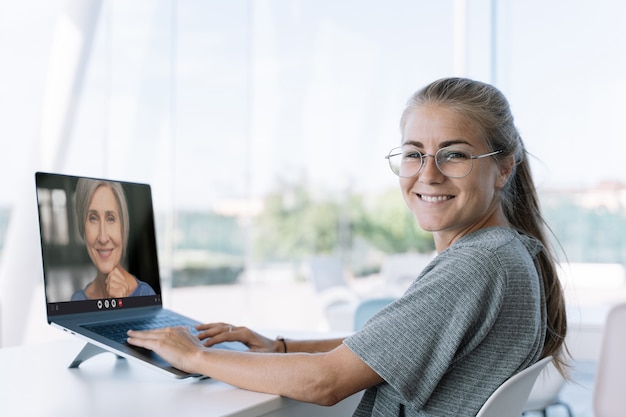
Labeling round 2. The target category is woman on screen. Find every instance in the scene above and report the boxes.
[71,178,155,301]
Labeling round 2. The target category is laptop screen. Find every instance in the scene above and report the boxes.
[36,172,163,318]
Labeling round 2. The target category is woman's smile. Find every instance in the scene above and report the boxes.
[95,248,114,258]
[417,193,455,203]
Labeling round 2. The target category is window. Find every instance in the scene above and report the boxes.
[2,0,625,347]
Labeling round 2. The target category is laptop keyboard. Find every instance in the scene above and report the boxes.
[85,315,199,345]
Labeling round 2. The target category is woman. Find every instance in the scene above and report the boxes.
[127,78,567,416]
[71,178,156,301]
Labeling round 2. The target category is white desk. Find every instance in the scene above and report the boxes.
[0,339,362,417]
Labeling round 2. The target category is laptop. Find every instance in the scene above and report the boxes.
[35,172,245,378]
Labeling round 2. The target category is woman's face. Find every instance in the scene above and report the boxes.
[399,104,511,251]
[84,185,123,276]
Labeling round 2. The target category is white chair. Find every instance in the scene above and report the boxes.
[308,256,358,331]
[353,297,396,330]
[380,252,432,295]
[522,360,572,416]
[593,302,626,417]
[476,356,553,417]
[309,256,348,293]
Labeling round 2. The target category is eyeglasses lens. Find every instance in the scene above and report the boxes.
[435,147,472,178]
[386,146,474,178]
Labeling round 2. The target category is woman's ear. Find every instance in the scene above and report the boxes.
[496,156,515,189]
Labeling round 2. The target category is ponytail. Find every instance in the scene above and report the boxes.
[504,156,569,375]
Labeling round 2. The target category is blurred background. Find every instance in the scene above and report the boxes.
[1,1,625,362]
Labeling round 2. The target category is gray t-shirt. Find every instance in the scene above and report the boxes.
[344,227,547,416]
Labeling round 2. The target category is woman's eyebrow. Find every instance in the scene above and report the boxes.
[402,138,475,148]
[401,140,423,147]
[440,139,475,148]
[86,209,118,216]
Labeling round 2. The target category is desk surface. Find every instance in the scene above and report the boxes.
[0,339,361,417]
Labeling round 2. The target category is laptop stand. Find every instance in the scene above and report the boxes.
[69,342,124,368]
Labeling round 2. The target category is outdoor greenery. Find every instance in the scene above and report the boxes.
[164,182,435,284]
[2,188,626,284]
[542,193,626,264]
[163,185,626,285]
[252,181,435,263]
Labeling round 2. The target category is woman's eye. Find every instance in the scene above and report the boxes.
[402,149,422,159]
[441,149,469,161]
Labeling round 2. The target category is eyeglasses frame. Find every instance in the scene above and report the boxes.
[385,146,503,178]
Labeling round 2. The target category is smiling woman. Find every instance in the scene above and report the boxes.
[71,178,156,301]
[396,78,568,373]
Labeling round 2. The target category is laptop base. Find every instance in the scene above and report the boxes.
[69,342,123,368]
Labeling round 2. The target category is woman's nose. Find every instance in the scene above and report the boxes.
[419,155,445,183]
[96,223,109,243]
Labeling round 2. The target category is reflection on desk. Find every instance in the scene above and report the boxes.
[0,339,362,417]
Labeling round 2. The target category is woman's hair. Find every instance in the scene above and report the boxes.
[402,77,568,374]
[75,178,130,262]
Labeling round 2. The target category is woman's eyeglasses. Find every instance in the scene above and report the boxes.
[385,145,502,178]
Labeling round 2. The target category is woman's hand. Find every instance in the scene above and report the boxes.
[195,323,282,353]
[106,265,138,298]
[126,326,205,373]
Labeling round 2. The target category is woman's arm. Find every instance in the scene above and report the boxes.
[127,326,382,405]
[194,322,345,353]
[193,344,380,405]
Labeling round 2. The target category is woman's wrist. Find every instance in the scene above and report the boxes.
[185,346,210,376]
[275,336,287,353]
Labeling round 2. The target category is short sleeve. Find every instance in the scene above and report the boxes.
[344,247,508,410]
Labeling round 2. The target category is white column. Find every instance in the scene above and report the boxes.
[0,0,101,346]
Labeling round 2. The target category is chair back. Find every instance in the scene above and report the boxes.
[476,356,552,417]
[523,360,566,411]
[309,256,347,293]
[594,302,626,417]
[380,252,432,294]
[353,297,396,330]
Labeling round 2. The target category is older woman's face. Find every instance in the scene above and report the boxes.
[84,185,123,276]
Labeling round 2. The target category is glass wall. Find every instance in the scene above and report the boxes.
[1,0,625,346]
[495,1,626,267]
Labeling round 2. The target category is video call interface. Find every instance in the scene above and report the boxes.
[36,173,163,316]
